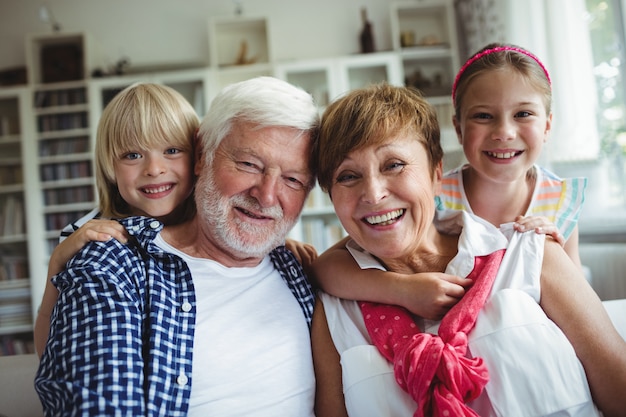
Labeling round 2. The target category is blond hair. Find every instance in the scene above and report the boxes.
[95,82,199,219]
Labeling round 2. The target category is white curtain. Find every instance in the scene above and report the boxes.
[455,0,600,163]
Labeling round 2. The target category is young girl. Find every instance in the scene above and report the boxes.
[34,82,316,355]
[310,43,586,319]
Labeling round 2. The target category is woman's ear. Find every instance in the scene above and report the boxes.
[433,160,444,195]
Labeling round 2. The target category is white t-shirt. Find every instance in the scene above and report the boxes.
[156,235,315,417]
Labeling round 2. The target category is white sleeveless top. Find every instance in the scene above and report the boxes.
[320,210,600,417]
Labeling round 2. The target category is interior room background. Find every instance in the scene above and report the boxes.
[0,0,624,323]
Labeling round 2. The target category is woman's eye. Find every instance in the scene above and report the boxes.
[335,172,358,183]
[386,161,405,171]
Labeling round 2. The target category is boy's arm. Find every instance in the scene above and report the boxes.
[35,240,147,415]
[34,219,129,357]
[311,238,470,320]
[285,238,318,270]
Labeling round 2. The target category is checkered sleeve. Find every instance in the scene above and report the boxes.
[270,246,316,329]
[35,238,149,416]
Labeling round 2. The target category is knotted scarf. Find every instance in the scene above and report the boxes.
[360,249,506,417]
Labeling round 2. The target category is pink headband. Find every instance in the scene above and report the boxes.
[451,46,552,105]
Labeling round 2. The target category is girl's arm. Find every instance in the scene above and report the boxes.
[514,216,582,268]
[311,297,349,417]
[311,238,471,320]
[34,219,129,357]
[540,239,626,416]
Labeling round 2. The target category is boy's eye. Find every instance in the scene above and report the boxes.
[473,112,492,119]
[515,111,532,118]
[123,152,141,160]
[165,148,182,155]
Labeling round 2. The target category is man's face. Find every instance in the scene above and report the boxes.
[194,121,313,262]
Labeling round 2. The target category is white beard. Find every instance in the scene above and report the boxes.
[194,169,297,258]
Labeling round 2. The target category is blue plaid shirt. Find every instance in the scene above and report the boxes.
[35,216,315,416]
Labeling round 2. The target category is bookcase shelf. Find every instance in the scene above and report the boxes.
[0,8,464,353]
[0,88,37,355]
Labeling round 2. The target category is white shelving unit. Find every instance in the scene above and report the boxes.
[0,7,464,351]
[0,87,41,355]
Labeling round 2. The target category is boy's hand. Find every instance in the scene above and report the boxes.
[285,238,318,269]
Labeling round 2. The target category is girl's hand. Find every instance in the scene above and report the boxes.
[514,215,565,247]
[285,238,318,269]
[396,272,472,320]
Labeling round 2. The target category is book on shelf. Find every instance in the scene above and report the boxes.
[0,196,25,237]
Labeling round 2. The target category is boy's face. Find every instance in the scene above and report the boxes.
[113,143,194,221]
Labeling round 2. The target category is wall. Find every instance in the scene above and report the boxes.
[0,0,399,73]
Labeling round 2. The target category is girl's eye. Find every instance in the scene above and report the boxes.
[473,112,492,120]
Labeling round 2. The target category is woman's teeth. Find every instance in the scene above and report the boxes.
[365,209,404,226]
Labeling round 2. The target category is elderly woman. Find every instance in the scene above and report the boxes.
[311,83,626,417]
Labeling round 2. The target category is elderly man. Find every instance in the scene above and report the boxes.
[35,77,319,416]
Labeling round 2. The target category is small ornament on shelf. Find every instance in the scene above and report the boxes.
[359,7,375,54]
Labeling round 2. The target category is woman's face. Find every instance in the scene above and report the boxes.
[329,133,442,261]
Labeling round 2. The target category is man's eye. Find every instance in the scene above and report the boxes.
[237,161,261,172]
[285,177,307,191]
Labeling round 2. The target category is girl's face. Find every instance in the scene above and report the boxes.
[113,143,194,220]
[329,133,442,262]
[453,70,552,185]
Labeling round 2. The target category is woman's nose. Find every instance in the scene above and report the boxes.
[361,175,387,204]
